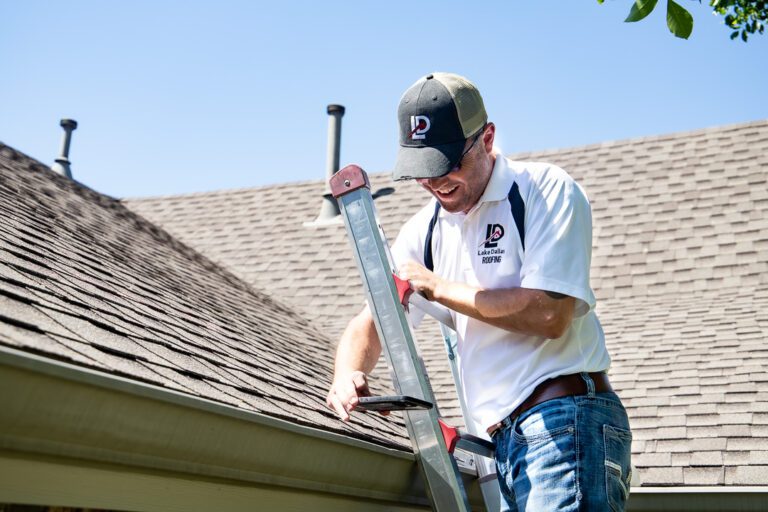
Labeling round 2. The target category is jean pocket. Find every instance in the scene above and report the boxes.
[512,402,575,445]
[604,424,632,512]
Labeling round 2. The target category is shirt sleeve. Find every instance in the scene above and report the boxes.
[390,199,440,268]
[519,165,596,317]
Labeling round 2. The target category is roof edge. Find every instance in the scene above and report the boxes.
[0,346,434,504]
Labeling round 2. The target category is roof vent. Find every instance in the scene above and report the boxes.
[307,104,345,225]
[51,118,78,179]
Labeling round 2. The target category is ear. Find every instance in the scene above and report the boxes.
[482,122,496,153]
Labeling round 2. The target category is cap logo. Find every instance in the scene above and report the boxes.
[409,115,431,140]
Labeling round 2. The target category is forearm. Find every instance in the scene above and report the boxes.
[434,281,574,339]
[333,306,382,377]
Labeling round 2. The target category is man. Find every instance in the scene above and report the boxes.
[326,72,632,511]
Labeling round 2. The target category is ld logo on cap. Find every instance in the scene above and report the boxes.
[409,115,431,140]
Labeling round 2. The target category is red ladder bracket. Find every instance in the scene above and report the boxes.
[392,273,413,310]
[438,418,460,454]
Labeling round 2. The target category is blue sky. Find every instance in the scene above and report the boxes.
[2,1,766,198]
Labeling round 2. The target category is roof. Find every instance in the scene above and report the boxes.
[0,141,410,452]
[127,119,768,487]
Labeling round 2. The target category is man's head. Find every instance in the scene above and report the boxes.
[394,72,495,213]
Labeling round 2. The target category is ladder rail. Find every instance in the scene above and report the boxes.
[331,165,471,512]
[439,325,501,511]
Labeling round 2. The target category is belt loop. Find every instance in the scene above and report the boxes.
[580,372,595,398]
[508,413,519,433]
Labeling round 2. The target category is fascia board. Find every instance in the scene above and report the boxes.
[0,346,488,508]
[0,449,430,512]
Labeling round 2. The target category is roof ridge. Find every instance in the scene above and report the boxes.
[509,118,768,159]
[125,176,326,201]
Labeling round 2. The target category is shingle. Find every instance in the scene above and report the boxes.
[727,437,768,451]
[633,452,671,467]
[639,466,684,486]
[689,451,724,467]
[685,403,718,415]
[725,465,768,485]
[689,437,727,451]
[655,439,693,453]
[746,451,768,465]
[683,466,725,485]
[723,451,751,465]
[686,414,723,427]
[718,424,753,438]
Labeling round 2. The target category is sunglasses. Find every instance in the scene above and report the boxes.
[450,128,484,172]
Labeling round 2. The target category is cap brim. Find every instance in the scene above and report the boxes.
[392,140,465,181]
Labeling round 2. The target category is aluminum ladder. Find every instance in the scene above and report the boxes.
[330,164,497,511]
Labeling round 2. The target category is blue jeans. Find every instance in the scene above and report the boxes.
[492,373,632,511]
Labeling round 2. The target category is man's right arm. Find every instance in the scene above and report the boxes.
[326,305,382,421]
[326,202,430,421]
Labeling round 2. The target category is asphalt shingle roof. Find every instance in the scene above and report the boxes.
[127,119,768,487]
[0,142,410,452]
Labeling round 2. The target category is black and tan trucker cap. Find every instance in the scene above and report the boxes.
[393,72,487,181]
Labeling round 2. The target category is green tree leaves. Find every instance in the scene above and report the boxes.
[622,0,693,38]
[714,0,767,41]
[625,0,660,21]
[666,0,694,38]
[602,0,767,40]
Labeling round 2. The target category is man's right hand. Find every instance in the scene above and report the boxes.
[327,306,385,421]
[326,370,374,421]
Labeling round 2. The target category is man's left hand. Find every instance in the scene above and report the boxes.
[399,261,444,301]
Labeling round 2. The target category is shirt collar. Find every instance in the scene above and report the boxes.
[436,147,513,218]
[476,147,513,205]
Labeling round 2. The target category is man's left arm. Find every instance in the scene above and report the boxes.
[401,164,596,340]
[399,262,574,339]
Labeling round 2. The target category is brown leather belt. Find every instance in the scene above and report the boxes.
[486,372,613,437]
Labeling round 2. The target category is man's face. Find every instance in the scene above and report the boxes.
[416,129,494,214]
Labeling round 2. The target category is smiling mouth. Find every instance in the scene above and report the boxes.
[434,185,458,197]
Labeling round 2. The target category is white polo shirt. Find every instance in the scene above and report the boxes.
[391,150,611,433]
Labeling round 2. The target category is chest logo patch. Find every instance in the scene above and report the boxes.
[478,223,505,264]
[481,224,504,248]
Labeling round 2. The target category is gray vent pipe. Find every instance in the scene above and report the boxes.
[313,104,345,222]
[51,119,78,179]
